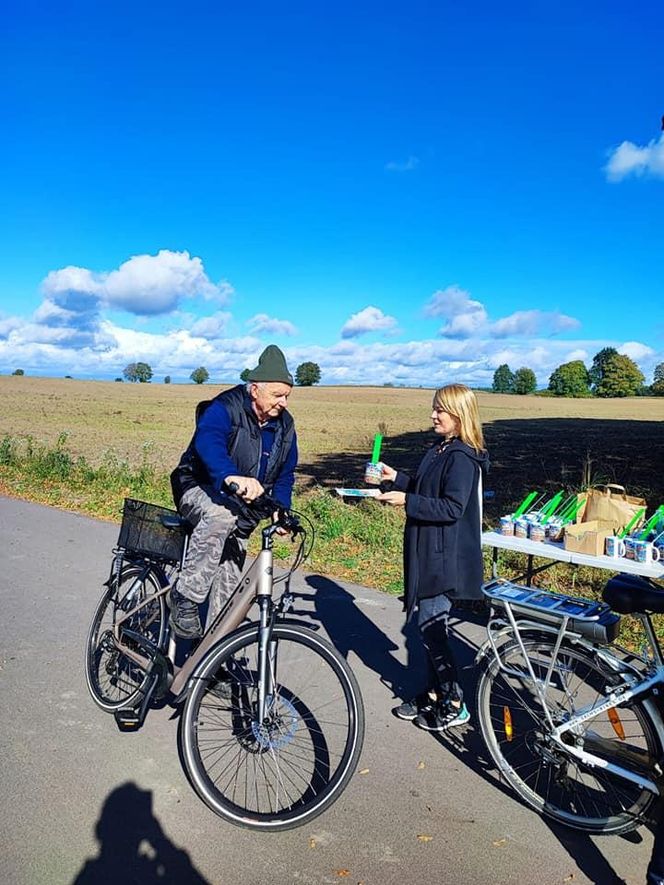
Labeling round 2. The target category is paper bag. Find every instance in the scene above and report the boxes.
[581,485,646,532]
[564,520,614,556]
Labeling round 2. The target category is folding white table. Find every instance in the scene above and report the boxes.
[482,530,664,585]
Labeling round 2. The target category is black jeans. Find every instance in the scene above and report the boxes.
[417,593,463,704]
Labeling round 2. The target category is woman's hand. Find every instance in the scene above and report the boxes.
[380,463,397,483]
[377,491,406,507]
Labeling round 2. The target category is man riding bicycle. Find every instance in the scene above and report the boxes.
[169,344,298,638]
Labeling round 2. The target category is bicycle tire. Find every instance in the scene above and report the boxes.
[179,621,365,831]
[85,562,168,712]
[477,638,660,834]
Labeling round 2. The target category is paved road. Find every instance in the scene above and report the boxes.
[0,496,655,885]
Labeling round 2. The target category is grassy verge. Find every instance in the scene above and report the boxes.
[0,433,653,649]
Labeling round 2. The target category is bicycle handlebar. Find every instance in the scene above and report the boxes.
[226,482,302,534]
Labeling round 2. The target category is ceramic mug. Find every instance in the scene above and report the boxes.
[514,518,529,539]
[529,523,546,542]
[546,521,564,542]
[364,461,383,485]
[633,540,662,565]
[624,537,638,560]
[605,536,626,558]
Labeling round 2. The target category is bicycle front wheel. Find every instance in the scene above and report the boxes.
[477,638,660,834]
[180,622,365,831]
[85,562,168,712]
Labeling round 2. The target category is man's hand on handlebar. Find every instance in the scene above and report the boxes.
[225,475,264,503]
[272,510,289,536]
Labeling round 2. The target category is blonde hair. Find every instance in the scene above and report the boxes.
[433,384,485,453]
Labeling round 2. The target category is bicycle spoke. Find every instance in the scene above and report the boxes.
[181,623,364,829]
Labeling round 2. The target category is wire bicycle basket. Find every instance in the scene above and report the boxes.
[117,498,187,563]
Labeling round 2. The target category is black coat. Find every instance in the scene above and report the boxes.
[391,438,489,613]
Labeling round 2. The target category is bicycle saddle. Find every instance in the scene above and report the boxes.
[603,573,664,615]
[160,513,191,532]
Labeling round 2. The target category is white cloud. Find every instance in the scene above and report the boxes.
[189,312,232,339]
[605,133,664,182]
[423,286,581,341]
[341,306,398,338]
[385,155,419,172]
[619,341,655,362]
[423,285,489,337]
[42,250,232,317]
[247,313,298,336]
[490,310,580,338]
[1,320,660,389]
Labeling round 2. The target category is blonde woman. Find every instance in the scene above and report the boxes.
[378,384,489,731]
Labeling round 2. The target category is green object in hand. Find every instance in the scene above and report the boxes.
[371,434,383,464]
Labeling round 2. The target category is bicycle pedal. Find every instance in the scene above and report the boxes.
[114,707,144,731]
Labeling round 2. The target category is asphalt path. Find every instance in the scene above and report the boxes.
[0,495,656,885]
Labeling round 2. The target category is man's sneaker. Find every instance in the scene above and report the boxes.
[392,691,437,722]
[414,701,470,732]
[169,588,202,638]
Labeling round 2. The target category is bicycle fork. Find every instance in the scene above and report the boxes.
[256,596,277,724]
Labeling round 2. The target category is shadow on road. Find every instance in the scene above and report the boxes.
[429,614,637,885]
[72,781,210,885]
[301,579,638,884]
[302,574,426,699]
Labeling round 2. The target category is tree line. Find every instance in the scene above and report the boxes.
[119,360,323,386]
[492,348,664,397]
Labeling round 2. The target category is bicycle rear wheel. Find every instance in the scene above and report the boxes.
[180,622,365,831]
[85,562,168,712]
[477,638,660,835]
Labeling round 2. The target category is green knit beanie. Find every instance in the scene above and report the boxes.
[247,345,293,385]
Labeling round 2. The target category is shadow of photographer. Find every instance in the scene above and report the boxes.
[72,782,210,885]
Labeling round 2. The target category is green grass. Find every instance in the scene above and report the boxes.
[0,432,656,648]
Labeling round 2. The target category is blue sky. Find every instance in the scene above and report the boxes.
[1,0,662,386]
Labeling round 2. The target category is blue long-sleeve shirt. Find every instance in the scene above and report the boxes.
[193,399,298,508]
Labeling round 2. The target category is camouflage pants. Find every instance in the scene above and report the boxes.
[176,485,248,629]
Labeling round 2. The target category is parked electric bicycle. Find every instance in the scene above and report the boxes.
[85,489,365,831]
[476,572,664,836]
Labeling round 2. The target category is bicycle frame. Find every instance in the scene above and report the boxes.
[477,601,664,796]
[110,522,293,712]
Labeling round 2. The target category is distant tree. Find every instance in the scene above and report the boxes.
[548,360,591,397]
[513,367,537,395]
[652,362,664,396]
[240,368,251,382]
[114,378,123,382]
[295,361,321,386]
[589,347,619,394]
[12,368,24,376]
[164,375,171,384]
[123,361,153,383]
[492,363,515,393]
[596,353,645,397]
[64,375,73,379]
[190,367,209,385]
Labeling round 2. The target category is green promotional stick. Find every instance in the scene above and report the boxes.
[371,434,383,464]
[540,491,564,524]
[561,497,586,525]
[558,497,581,521]
[513,491,538,519]
[620,507,645,539]
[638,506,664,541]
